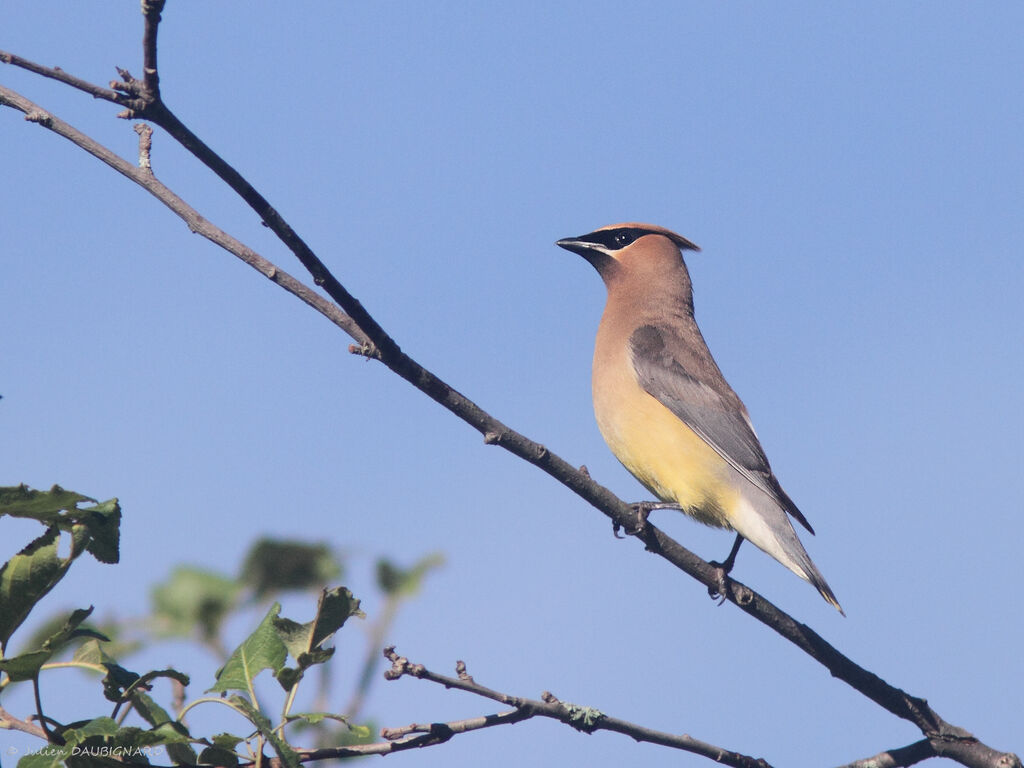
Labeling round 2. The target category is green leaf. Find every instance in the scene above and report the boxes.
[228,696,300,768]
[62,716,119,745]
[50,606,95,639]
[0,607,95,680]
[287,711,329,725]
[101,664,141,702]
[126,721,192,746]
[72,637,114,665]
[0,649,51,681]
[129,690,198,765]
[375,553,445,598]
[151,566,241,642]
[35,719,195,766]
[132,691,174,726]
[17,746,72,768]
[285,711,361,729]
[71,640,159,705]
[289,715,374,748]
[168,743,201,768]
[14,719,172,767]
[197,746,239,767]
[271,587,362,689]
[272,587,362,659]
[309,587,364,648]
[275,666,301,690]
[16,612,70,658]
[80,498,121,565]
[210,733,246,750]
[0,527,68,652]
[0,484,94,524]
[0,489,123,652]
[269,617,307,659]
[239,539,342,597]
[132,668,191,694]
[103,666,191,706]
[347,723,373,741]
[0,485,121,564]
[208,604,287,694]
[197,733,245,768]
[273,647,335,689]
[51,617,139,662]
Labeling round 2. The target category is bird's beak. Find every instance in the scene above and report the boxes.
[555,237,601,257]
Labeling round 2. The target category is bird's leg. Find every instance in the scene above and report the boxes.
[615,501,684,538]
[713,533,744,573]
[707,534,744,604]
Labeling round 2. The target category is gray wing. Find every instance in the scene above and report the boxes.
[629,324,814,534]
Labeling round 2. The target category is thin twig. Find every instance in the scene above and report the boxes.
[140,1,164,97]
[0,50,129,105]
[377,647,771,768]
[835,740,935,768]
[260,647,770,768]
[0,703,49,740]
[133,122,153,170]
[0,45,392,358]
[31,674,62,745]
[0,84,368,349]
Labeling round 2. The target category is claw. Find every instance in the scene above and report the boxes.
[707,570,730,605]
[628,501,653,535]
[707,534,744,606]
[622,501,684,536]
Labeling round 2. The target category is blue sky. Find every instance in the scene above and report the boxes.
[2,3,1022,765]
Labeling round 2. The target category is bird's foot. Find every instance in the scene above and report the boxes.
[614,501,684,538]
[706,565,730,605]
[707,534,744,606]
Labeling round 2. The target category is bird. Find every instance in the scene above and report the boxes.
[556,223,843,613]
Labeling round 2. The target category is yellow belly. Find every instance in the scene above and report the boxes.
[593,362,739,529]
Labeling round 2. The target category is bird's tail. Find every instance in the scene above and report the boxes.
[733,495,844,615]
[788,548,844,616]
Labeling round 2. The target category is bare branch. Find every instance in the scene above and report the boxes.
[140,0,164,97]
[0,703,49,740]
[0,46,397,358]
[378,647,772,767]
[133,122,153,170]
[834,738,1019,768]
[280,646,772,768]
[0,84,368,349]
[0,50,130,106]
[836,740,935,768]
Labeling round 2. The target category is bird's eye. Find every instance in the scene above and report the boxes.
[613,231,635,247]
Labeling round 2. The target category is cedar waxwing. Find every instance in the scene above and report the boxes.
[557,223,842,613]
